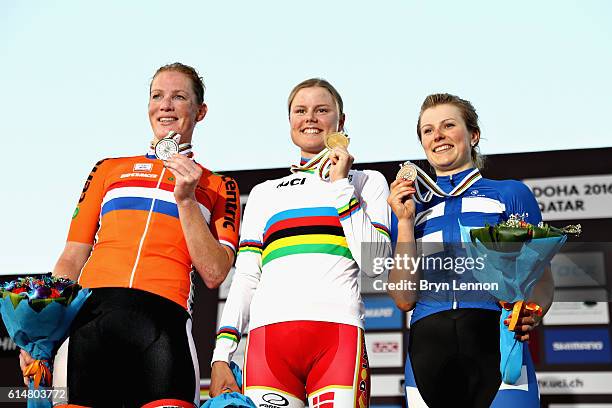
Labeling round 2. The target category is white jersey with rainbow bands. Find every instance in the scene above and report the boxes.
[212,167,391,364]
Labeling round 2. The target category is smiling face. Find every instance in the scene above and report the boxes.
[148,70,207,143]
[289,86,345,158]
[419,104,479,176]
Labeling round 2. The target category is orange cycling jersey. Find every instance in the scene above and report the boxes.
[67,153,240,311]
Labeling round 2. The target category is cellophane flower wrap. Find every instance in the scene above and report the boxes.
[460,215,580,385]
[0,276,90,408]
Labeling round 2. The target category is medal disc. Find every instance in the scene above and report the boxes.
[396,162,417,182]
[155,138,179,160]
[324,132,350,149]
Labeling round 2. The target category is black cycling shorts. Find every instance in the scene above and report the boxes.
[63,287,198,407]
[408,308,502,408]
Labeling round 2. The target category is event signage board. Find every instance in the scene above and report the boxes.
[544,329,612,365]
[366,332,403,368]
[363,296,403,330]
[523,174,612,221]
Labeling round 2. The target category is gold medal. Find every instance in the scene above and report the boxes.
[324,132,350,149]
[396,162,417,182]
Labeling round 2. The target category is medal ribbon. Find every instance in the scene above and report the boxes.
[403,161,482,203]
[290,149,332,180]
[23,359,52,388]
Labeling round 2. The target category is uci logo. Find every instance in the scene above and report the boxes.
[260,393,289,407]
[277,178,307,188]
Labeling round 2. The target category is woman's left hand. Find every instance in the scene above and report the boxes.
[329,146,354,182]
[164,154,203,205]
[504,308,541,342]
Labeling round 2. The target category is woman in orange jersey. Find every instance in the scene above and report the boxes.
[20,63,240,408]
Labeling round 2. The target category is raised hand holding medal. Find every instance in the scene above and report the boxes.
[325,132,354,182]
[396,161,418,183]
[153,131,202,204]
[387,162,418,222]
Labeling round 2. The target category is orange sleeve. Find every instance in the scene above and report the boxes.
[210,175,241,253]
[66,159,109,244]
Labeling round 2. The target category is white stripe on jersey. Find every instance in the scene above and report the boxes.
[102,186,212,222]
[415,201,446,226]
[186,319,200,405]
[461,196,506,214]
[416,230,444,257]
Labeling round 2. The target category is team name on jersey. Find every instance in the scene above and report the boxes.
[120,173,158,179]
[222,176,238,232]
[79,159,105,203]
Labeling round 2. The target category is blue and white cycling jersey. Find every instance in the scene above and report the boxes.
[391,167,542,324]
[391,167,542,407]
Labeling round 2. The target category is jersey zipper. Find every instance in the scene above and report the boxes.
[128,167,166,287]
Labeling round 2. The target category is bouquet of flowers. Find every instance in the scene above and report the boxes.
[0,276,90,408]
[461,215,581,384]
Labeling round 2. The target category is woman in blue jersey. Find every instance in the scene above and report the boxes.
[387,93,553,408]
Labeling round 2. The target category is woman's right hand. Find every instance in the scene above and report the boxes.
[388,179,417,221]
[19,349,34,386]
[209,361,241,397]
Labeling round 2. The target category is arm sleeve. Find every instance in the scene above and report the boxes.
[66,159,109,244]
[209,175,241,254]
[211,184,265,364]
[502,180,543,225]
[333,170,392,277]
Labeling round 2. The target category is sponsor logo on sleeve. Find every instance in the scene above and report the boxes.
[79,159,105,203]
[221,176,238,232]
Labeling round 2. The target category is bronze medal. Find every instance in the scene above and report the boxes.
[396,162,417,182]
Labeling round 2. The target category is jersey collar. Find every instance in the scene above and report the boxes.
[436,167,479,193]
